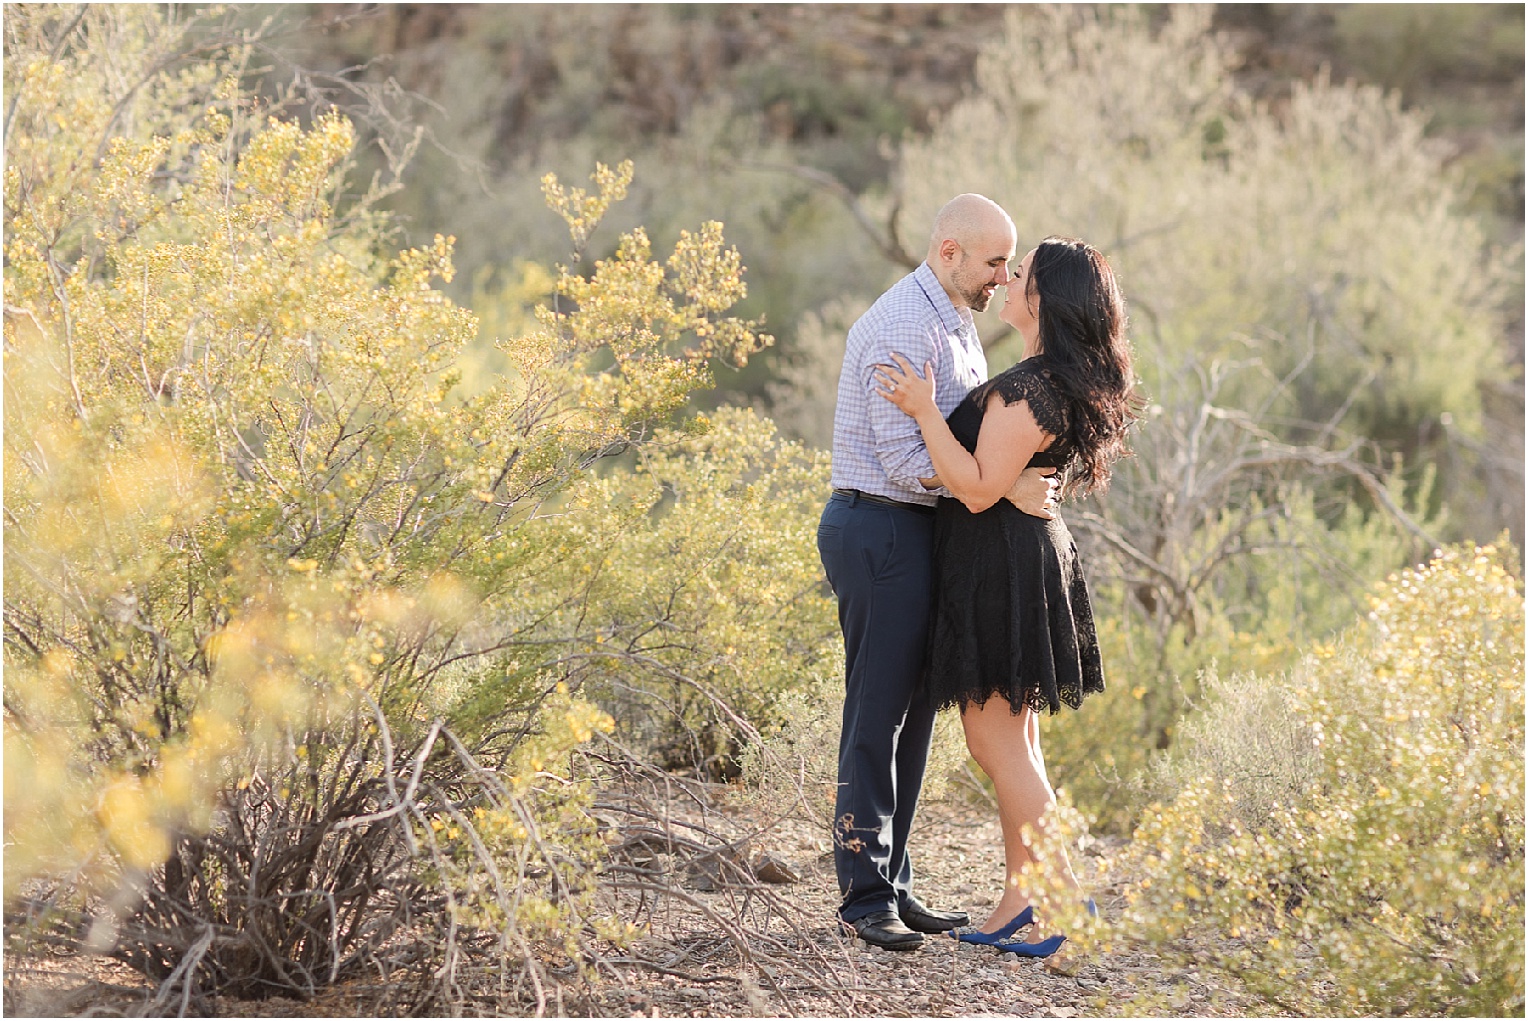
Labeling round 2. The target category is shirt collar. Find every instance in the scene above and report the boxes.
[914,261,974,337]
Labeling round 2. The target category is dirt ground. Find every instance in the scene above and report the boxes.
[3,794,1252,1018]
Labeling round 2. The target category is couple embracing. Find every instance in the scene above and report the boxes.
[817,194,1139,956]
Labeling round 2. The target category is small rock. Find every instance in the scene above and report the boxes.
[752,854,801,884]
[684,847,749,890]
[1045,951,1081,977]
[685,864,719,891]
[1052,1008,1078,1018]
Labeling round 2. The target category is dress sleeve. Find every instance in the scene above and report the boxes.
[989,365,1069,439]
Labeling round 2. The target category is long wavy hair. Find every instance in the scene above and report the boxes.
[994,236,1141,496]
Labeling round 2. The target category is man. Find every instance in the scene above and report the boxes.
[817,194,1056,951]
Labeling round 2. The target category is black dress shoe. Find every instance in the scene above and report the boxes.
[899,899,970,934]
[841,910,925,951]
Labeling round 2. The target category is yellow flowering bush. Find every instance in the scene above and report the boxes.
[498,407,839,776]
[1045,476,1441,835]
[1106,543,1523,1016]
[419,684,617,952]
[4,6,772,1007]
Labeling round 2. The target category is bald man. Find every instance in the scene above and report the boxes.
[818,194,1056,951]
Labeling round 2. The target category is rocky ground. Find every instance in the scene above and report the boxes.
[4,787,1258,1018]
[542,797,1255,1019]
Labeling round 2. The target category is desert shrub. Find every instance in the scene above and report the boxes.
[4,6,772,1009]
[739,670,972,827]
[1334,4,1525,96]
[1041,472,1440,834]
[1331,4,1526,235]
[497,406,841,778]
[737,673,845,823]
[1106,543,1524,1017]
[762,297,859,449]
[1145,668,1320,835]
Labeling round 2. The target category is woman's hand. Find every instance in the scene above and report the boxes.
[874,352,938,420]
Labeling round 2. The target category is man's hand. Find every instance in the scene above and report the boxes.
[1006,466,1058,519]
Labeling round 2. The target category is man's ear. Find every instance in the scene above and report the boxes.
[937,238,961,265]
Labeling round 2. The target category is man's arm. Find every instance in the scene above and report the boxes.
[863,321,940,492]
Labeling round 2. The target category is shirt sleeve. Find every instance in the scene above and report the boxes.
[862,317,940,494]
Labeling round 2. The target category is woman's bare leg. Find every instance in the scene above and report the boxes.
[961,695,1080,932]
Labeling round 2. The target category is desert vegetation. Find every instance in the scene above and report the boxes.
[4,4,1522,1017]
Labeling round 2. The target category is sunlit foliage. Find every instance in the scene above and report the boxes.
[1111,543,1524,1017]
[4,8,1520,1015]
[515,408,838,770]
[3,4,778,1003]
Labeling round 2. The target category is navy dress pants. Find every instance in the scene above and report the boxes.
[816,491,937,924]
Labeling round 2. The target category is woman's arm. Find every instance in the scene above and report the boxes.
[877,354,1051,514]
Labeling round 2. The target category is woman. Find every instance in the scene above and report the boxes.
[876,236,1140,957]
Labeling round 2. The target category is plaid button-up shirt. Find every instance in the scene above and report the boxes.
[829,261,989,506]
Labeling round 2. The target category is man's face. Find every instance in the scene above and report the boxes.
[949,234,1015,312]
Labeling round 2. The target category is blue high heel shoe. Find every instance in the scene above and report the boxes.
[949,905,1033,945]
[995,931,1066,957]
[992,898,1097,958]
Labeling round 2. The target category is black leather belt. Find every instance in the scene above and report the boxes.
[832,488,937,516]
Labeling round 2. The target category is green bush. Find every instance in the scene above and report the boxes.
[1334,4,1525,95]
[1145,668,1320,836]
[502,407,841,777]
[2,7,772,1006]
[1044,476,1440,834]
[1110,542,1524,1017]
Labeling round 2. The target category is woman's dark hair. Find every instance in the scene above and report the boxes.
[1004,236,1142,496]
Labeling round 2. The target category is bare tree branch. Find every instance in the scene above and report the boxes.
[731,158,919,270]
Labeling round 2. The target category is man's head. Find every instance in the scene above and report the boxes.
[926,194,1017,312]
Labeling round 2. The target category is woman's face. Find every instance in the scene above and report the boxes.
[1000,248,1038,333]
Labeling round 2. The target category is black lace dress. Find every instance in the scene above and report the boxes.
[924,360,1105,715]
